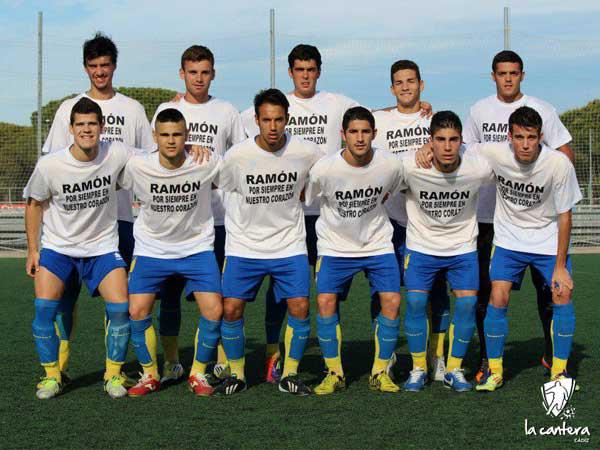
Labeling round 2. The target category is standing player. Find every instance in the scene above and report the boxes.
[41,33,154,379]
[306,107,405,395]
[119,108,222,397]
[373,60,450,381]
[151,45,246,384]
[463,50,574,381]
[215,89,323,395]
[402,111,494,392]
[25,98,133,399]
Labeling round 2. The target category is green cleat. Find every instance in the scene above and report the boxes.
[475,372,503,392]
[36,377,63,400]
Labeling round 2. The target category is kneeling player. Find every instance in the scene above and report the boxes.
[120,108,222,397]
[306,107,405,394]
[403,111,493,392]
[25,98,133,399]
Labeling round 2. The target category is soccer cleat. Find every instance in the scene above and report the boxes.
[314,371,346,395]
[279,374,312,396]
[386,352,397,379]
[369,371,400,393]
[127,373,160,397]
[475,371,503,392]
[213,376,247,396]
[541,355,552,371]
[551,371,580,391]
[188,373,214,397]
[213,363,230,380]
[104,374,130,399]
[36,377,63,400]
[265,355,282,383]
[428,356,446,382]
[403,368,428,392]
[160,362,185,384]
[443,369,473,392]
[474,359,489,384]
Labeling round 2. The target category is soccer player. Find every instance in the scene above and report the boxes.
[150,45,245,385]
[25,97,133,399]
[240,44,360,382]
[462,50,574,381]
[214,88,323,395]
[41,33,154,379]
[402,111,494,392]
[306,106,405,395]
[119,108,222,397]
[373,59,450,381]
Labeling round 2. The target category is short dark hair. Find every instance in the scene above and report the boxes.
[254,88,290,116]
[288,44,322,70]
[430,111,462,136]
[83,32,118,66]
[492,50,524,72]
[390,59,421,83]
[155,108,186,127]
[70,97,103,125]
[181,45,214,69]
[509,106,543,134]
[342,106,375,131]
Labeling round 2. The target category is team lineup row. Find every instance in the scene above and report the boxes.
[27,33,579,399]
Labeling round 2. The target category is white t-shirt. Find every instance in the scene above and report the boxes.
[463,94,573,223]
[305,149,405,257]
[152,97,246,227]
[118,152,221,259]
[42,92,155,223]
[403,150,494,256]
[476,143,582,255]
[373,109,431,225]
[216,133,323,259]
[24,141,133,257]
[241,91,360,216]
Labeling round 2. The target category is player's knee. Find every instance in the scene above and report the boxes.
[129,303,149,321]
[552,292,572,305]
[223,300,243,321]
[379,293,401,319]
[489,289,509,308]
[317,294,337,316]
[287,297,309,319]
[202,297,223,321]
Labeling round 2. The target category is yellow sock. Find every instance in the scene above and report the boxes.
[489,357,503,377]
[429,332,445,358]
[372,358,389,375]
[282,358,299,378]
[104,359,123,380]
[229,357,246,381]
[217,342,228,365]
[282,325,298,377]
[551,357,568,378]
[411,352,427,371]
[161,335,179,363]
[43,362,61,382]
[324,357,343,376]
[266,343,280,360]
[191,360,208,377]
[446,356,463,372]
[58,339,70,373]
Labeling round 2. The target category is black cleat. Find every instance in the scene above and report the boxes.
[278,374,312,396]
[213,376,247,396]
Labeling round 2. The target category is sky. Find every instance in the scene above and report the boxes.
[1,0,600,126]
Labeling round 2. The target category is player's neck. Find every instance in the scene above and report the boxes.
[69,144,99,162]
[159,152,186,170]
[496,91,524,104]
[184,92,211,104]
[87,86,115,101]
[255,134,287,153]
[342,148,374,167]
[433,156,460,173]
[395,101,420,114]
[292,89,317,100]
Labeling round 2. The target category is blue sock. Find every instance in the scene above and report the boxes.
[32,298,60,364]
[317,314,340,358]
[221,318,245,360]
[195,316,221,363]
[105,302,130,363]
[130,315,153,365]
[158,281,182,337]
[552,303,575,360]
[405,291,429,354]
[375,314,400,359]
[484,305,508,359]
[286,315,311,360]
[265,282,287,345]
[450,296,477,358]
[430,287,450,334]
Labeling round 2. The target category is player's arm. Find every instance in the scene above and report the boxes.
[556,143,574,164]
[552,210,573,297]
[25,198,44,277]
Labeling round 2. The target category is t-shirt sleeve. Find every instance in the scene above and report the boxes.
[553,157,582,214]
[213,153,239,193]
[229,111,247,147]
[204,152,222,184]
[118,159,135,191]
[462,112,481,145]
[240,107,257,138]
[42,102,71,154]
[304,164,323,207]
[390,158,408,195]
[23,162,51,201]
[541,109,573,150]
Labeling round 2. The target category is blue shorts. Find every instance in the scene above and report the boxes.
[117,220,135,269]
[40,248,127,297]
[316,253,401,295]
[490,246,572,291]
[222,255,310,302]
[129,251,221,297]
[404,249,479,292]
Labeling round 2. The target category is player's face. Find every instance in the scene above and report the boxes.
[69,113,102,151]
[154,120,188,160]
[390,69,423,108]
[431,128,462,167]
[179,60,215,99]
[84,55,116,91]
[256,103,288,147]
[509,124,543,164]
[492,62,524,100]
[342,120,376,158]
[289,59,320,98]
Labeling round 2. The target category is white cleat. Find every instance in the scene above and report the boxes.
[160,362,185,384]
[429,356,446,382]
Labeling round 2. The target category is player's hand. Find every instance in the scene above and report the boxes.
[415,140,434,168]
[551,266,574,299]
[26,251,40,278]
[419,101,433,118]
[188,145,212,164]
[382,192,390,204]
[170,92,184,102]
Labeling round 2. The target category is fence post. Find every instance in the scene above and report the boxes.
[36,11,43,160]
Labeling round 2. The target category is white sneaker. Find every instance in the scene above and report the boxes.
[104,374,128,399]
[429,355,446,382]
[160,362,185,383]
